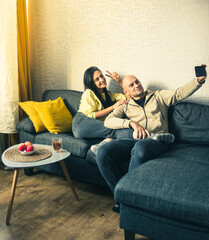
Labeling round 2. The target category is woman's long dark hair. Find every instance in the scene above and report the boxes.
[83,66,112,108]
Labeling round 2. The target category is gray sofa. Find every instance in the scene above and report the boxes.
[114,102,209,240]
[17,90,209,240]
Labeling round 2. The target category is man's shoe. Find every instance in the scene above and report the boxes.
[112,202,120,213]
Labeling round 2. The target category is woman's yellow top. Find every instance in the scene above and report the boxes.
[78,89,126,121]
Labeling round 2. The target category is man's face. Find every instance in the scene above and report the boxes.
[123,75,145,99]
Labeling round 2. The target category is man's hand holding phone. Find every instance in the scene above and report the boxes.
[195,64,207,84]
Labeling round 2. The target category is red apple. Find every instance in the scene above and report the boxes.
[18,143,26,151]
[26,145,34,152]
[25,141,33,146]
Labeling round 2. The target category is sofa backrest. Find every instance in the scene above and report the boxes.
[42,89,83,117]
[42,90,209,146]
[168,102,209,146]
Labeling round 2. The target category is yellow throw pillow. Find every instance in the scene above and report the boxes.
[19,101,48,133]
[34,97,73,134]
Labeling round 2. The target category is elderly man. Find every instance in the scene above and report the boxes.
[96,67,207,213]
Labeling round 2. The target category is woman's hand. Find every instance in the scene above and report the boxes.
[106,71,122,86]
[112,100,129,110]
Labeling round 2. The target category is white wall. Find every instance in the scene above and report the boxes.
[28,0,209,104]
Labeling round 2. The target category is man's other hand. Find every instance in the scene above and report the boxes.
[129,121,151,139]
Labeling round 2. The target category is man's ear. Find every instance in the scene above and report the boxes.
[123,89,127,95]
[123,89,131,99]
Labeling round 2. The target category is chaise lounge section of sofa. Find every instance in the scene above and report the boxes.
[114,102,209,240]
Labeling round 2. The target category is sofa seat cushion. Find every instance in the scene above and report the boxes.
[34,132,98,158]
[115,158,209,228]
[161,143,209,164]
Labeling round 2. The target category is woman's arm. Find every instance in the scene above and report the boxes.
[95,106,114,118]
[95,100,128,119]
[105,71,123,87]
[79,89,128,119]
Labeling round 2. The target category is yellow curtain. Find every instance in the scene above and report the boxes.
[11,0,33,145]
[17,0,33,113]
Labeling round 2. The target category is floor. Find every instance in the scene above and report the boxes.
[0,168,150,240]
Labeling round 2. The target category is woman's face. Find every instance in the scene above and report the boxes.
[93,70,107,92]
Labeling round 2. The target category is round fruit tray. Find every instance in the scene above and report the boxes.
[4,146,52,162]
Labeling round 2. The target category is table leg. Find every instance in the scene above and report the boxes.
[59,160,79,201]
[6,169,19,225]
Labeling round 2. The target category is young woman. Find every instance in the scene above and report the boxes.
[72,66,134,153]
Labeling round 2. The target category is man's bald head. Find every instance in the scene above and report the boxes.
[122,75,135,87]
[122,75,145,100]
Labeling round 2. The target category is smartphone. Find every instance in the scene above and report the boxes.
[195,66,206,77]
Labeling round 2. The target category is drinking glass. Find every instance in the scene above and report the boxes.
[52,138,62,152]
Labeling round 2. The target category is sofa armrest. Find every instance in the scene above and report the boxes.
[16,117,36,133]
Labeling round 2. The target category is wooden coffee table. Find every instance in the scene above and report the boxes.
[2,144,79,225]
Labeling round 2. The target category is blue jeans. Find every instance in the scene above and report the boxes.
[72,112,133,139]
[96,138,169,193]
